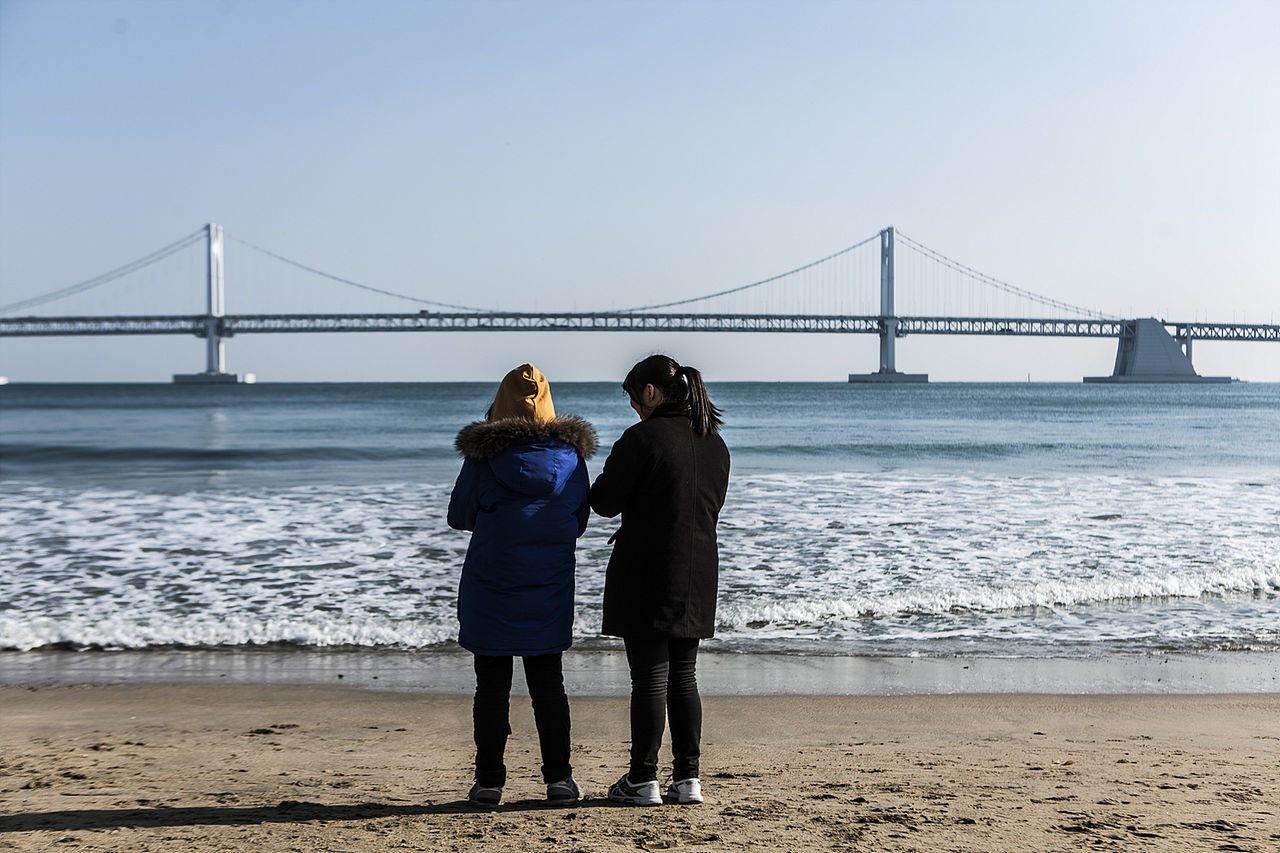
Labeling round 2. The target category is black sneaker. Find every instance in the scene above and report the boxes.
[467,782,502,807]
[546,777,580,804]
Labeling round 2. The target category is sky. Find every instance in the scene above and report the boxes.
[1,0,1277,383]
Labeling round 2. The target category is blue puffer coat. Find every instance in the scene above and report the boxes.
[447,415,596,656]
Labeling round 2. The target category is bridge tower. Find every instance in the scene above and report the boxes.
[849,226,928,383]
[173,223,252,383]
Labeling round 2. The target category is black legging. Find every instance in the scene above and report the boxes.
[623,636,702,783]
[472,653,572,788]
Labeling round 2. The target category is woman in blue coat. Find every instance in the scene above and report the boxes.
[447,363,596,807]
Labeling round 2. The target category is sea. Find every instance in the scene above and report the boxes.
[2,382,1278,691]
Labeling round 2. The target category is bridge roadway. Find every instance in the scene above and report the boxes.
[2,312,1277,341]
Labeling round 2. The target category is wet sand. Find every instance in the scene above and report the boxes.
[5,648,1278,694]
[2,685,1277,852]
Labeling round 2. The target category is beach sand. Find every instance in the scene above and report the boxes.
[2,686,1277,852]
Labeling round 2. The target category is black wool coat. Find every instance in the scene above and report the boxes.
[589,403,731,639]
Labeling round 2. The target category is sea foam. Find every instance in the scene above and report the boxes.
[2,472,1277,655]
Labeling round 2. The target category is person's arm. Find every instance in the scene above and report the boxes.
[572,458,591,537]
[446,458,481,531]
[588,430,643,519]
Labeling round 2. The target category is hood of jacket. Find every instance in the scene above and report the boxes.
[455,415,597,498]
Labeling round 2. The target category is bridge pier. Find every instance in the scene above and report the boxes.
[174,223,253,384]
[1084,318,1230,383]
[849,227,928,383]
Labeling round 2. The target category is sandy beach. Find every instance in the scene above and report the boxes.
[2,685,1277,852]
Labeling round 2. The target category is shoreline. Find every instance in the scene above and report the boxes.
[3,648,1277,695]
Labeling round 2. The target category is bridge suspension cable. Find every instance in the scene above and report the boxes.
[614,231,882,312]
[894,230,1115,320]
[0,228,207,315]
[230,235,491,313]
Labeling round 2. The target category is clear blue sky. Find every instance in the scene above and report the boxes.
[2,0,1277,382]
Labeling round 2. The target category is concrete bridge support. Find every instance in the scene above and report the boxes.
[1084,318,1230,383]
[849,226,928,383]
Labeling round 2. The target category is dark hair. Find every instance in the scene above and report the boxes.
[622,354,723,437]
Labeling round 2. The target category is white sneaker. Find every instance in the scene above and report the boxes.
[608,774,662,806]
[666,777,703,804]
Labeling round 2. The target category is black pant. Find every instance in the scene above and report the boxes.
[623,636,702,784]
[472,653,572,788]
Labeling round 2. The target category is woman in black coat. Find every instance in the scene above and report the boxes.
[589,354,730,806]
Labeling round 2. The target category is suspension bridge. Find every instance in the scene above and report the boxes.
[1,224,1275,383]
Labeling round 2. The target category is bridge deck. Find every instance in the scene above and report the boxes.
[1,313,1276,341]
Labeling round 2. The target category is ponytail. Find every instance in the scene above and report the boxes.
[623,354,723,437]
[676,364,722,438]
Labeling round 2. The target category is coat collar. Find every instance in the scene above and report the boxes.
[649,401,691,420]
[455,415,597,460]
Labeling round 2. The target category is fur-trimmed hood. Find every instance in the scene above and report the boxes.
[455,414,597,460]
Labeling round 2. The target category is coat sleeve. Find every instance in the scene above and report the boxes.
[588,429,643,519]
[572,457,591,537]
[447,458,481,531]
